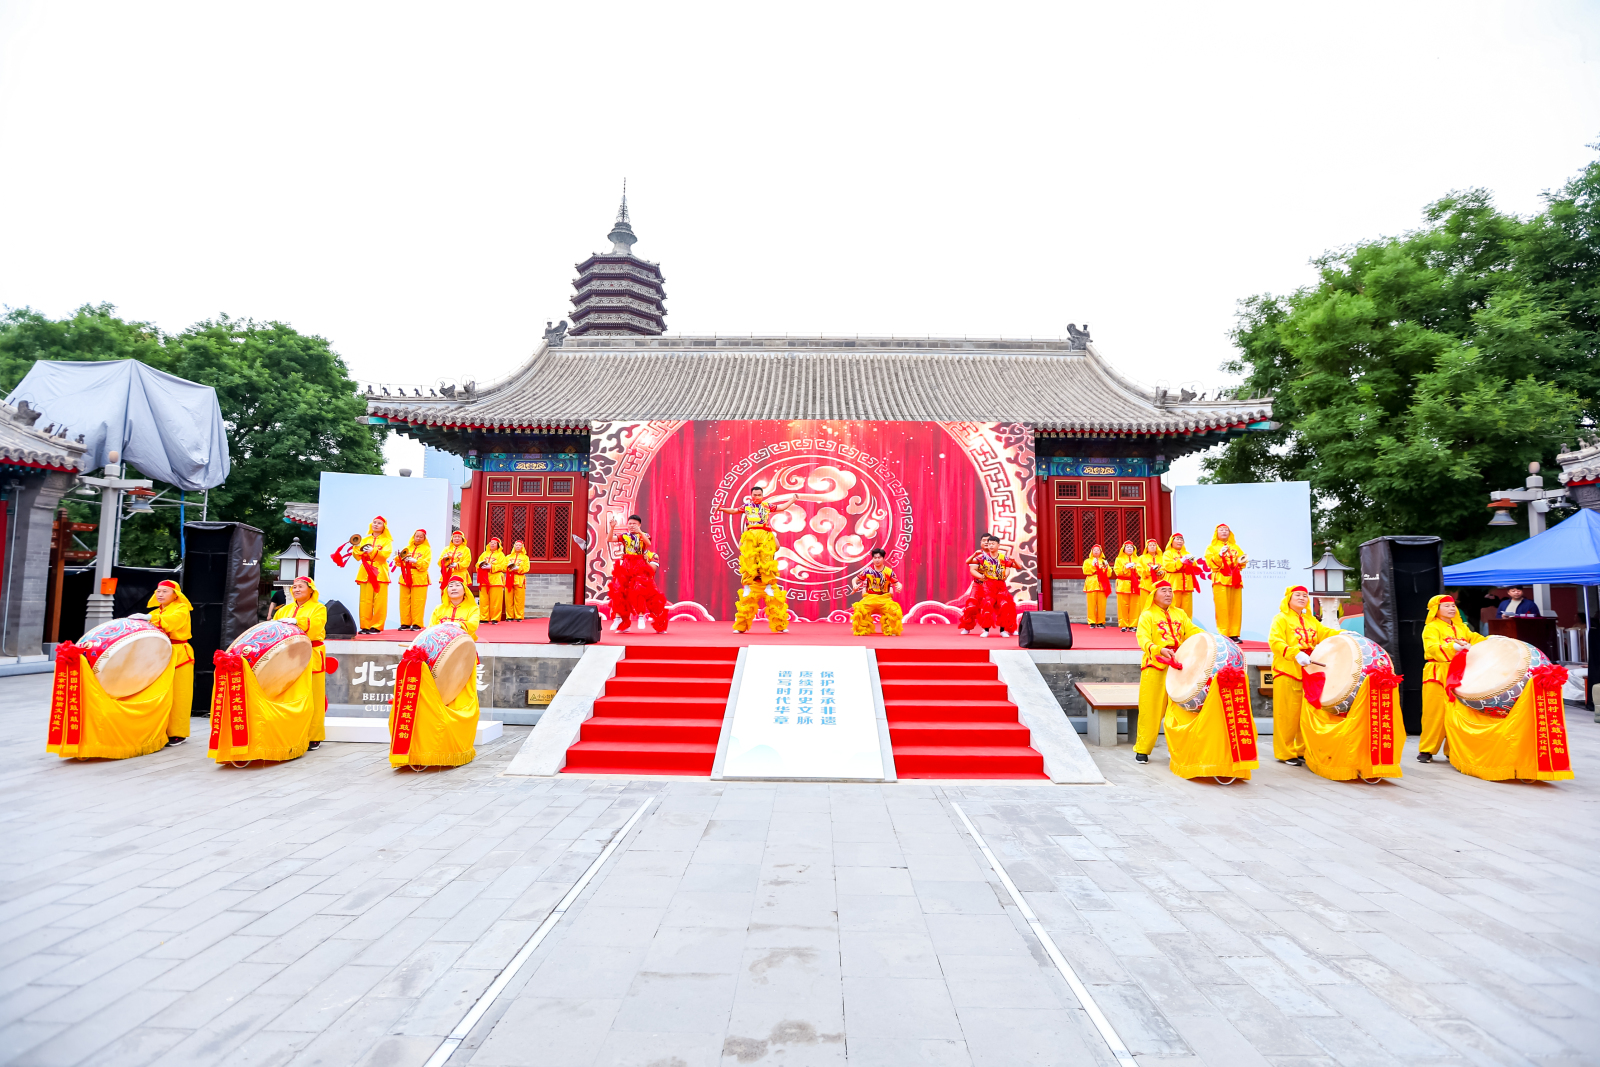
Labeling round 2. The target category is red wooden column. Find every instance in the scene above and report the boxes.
[459,467,483,556]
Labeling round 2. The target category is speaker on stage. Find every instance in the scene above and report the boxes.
[548,603,601,644]
[183,522,264,711]
[1360,536,1442,735]
[324,599,357,638]
[1019,610,1074,650]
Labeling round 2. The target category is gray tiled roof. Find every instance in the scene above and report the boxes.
[367,337,1271,436]
[1558,439,1600,485]
[0,401,85,471]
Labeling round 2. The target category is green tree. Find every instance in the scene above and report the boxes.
[1203,158,1599,565]
[0,304,386,566]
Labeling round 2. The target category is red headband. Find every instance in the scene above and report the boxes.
[1288,585,1308,597]
[1153,580,1173,590]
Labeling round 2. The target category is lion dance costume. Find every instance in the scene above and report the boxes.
[851,564,903,636]
[959,548,1021,633]
[609,530,670,633]
[732,501,789,633]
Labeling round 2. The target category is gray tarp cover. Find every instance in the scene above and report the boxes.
[5,359,230,490]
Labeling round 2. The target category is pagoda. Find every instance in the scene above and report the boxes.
[568,192,667,337]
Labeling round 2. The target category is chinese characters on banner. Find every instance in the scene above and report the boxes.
[724,646,885,780]
[770,668,838,727]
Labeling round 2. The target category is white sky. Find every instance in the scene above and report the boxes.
[2,0,1598,485]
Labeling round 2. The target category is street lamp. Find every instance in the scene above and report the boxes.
[276,537,314,588]
[1486,500,1518,527]
[1487,461,1569,614]
[1306,550,1354,626]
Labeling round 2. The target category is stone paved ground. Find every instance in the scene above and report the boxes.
[0,671,1597,1067]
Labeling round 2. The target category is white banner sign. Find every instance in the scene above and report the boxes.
[722,646,885,780]
[1172,481,1313,643]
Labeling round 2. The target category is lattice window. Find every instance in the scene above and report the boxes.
[1055,481,1081,500]
[1056,507,1073,564]
[530,506,549,558]
[488,504,507,544]
[1087,482,1112,499]
[1101,510,1122,548]
[519,478,543,495]
[1082,509,1099,555]
[1122,509,1144,548]
[549,477,574,496]
[510,505,527,546]
[551,504,570,559]
[1119,482,1145,500]
[488,477,512,495]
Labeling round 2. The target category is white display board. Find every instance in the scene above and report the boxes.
[722,646,885,780]
[1171,482,1313,643]
[314,472,453,631]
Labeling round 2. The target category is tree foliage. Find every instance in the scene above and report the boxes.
[1203,154,1600,564]
[0,304,386,565]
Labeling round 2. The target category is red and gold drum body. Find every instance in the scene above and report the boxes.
[78,619,172,698]
[410,623,477,703]
[1307,633,1392,715]
[229,621,313,698]
[1166,632,1244,711]
[1454,636,1550,717]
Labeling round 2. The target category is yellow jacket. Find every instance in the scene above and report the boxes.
[1161,535,1201,593]
[1422,594,1484,686]
[274,579,328,671]
[431,588,481,637]
[437,542,473,587]
[475,543,507,588]
[505,546,530,587]
[1267,586,1339,681]
[1137,603,1200,670]
[145,582,195,669]
[1112,545,1140,596]
[1136,541,1165,590]
[1081,552,1111,594]
[396,536,431,588]
[355,527,393,585]
[1205,525,1246,589]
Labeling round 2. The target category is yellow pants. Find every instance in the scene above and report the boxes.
[1420,681,1450,756]
[1213,585,1242,636]
[168,660,194,738]
[399,585,429,627]
[738,529,779,584]
[481,585,504,622]
[359,582,390,630]
[1173,589,1193,616]
[851,594,903,636]
[505,582,525,620]
[1272,673,1307,760]
[733,584,789,632]
[1136,666,1169,754]
[1085,590,1106,625]
[1116,592,1138,628]
[311,649,327,744]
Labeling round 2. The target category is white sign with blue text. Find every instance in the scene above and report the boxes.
[723,646,884,780]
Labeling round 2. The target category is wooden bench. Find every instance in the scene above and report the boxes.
[1075,681,1140,748]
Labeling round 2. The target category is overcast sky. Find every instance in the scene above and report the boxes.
[3,0,1598,484]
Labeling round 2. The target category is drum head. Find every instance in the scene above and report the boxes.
[1308,633,1362,709]
[89,626,172,698]
[1455,636,1532,703]
[432,636,477,704]
[1165,632,1216,705]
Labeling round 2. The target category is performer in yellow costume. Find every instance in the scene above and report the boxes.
[274,576,330,748]
[1081,544,1111,627]
[1299,645,1404,782]
[395,529,431,631]
[432,578,481,636]
[1135,538,1166,617]
[475,537,507,624]
[208,627,317,765]
[354,516,392,634]
[1134,581,1199,763]
[143,580,194,745]
[1205,524,1246,638]
[46,623,177,760]
[1267,585,1339,765]
[1112,540,1141,632]
[504,539,529,621]
[851,549,904,636]
[1161,533,1202,616]
[392,578,481,769]
[718,485,797,594]
[1419,594,1484,763]
[437,529,472,598]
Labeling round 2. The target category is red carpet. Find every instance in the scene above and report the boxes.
[561,645,736,776]
[878,646,1047,779]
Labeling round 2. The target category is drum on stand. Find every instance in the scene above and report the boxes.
[78,618,172,698]
[1165,631,1243,710]
[1454,635,1547,716]
[229,621,313,698]
[411,622,477,703]
[1306,632,1391,715]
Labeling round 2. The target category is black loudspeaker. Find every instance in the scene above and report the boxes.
[1019,610,1074,650]
[183,522,265,711]
[548,603,601,644]
[112,566,182,619]
[324,599,358,638]
[1361,536,1442,735]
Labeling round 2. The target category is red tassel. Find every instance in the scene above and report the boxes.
[1444,650,1469,702]
[1301,671,1326,708]
[1215,664,1246,688]
[1363,664,1404,690]
[1530,663,1569,689]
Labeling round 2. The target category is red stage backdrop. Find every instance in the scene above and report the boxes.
[586,421,1037,622]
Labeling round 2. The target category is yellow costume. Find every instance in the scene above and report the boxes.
[737,501,781,585]
[1266,586,1339,761]
[207,637,316,764]
[1446,654,1574,782]
[504,542,529,620]
[733,583,790,633]
[1300,665,1404,782]
[1134,598,1199,755]
[274,580,329,744]
[437,538,473,595]
[354,522,393,631]
[1135,540,1165,617]
[1112,544,1141,629]
[475,541,507,622]
[1420,595,1485,757]
[46,636,175,760]
[146,582,195,739]
[1205,525,1246,638]
[1161,535,1199,616]
[851,564,904,636]
[396,533,432,628]
[1163,638,1260,781]
[1081,549,1111,625]
[392,585,480,768]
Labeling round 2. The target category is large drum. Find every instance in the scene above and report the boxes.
[1306,633,1391,715]
[1166,631,1244,710]
[229,621,313,698]
[411,622,477,703]
[1453,635,1550,716]
[78,618,173,698]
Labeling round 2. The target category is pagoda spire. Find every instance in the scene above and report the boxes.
[569,182,666,338]
[608,182,637,255]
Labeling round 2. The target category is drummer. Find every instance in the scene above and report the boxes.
[274,577,329,749]
[1133,580,1200,764]
[432,578,481,637]
[355,516,393,634]
[395,529,431,631]
[1268,585,1340,767]
[142,580,195,747]
[1420,594,1484,764]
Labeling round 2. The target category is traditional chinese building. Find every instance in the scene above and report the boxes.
[367,205,1274,618]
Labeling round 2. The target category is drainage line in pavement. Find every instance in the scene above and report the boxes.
[422,795,656,1067]
[950,802,1139,1067]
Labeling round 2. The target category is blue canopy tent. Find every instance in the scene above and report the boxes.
[1442,507,1600,585]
